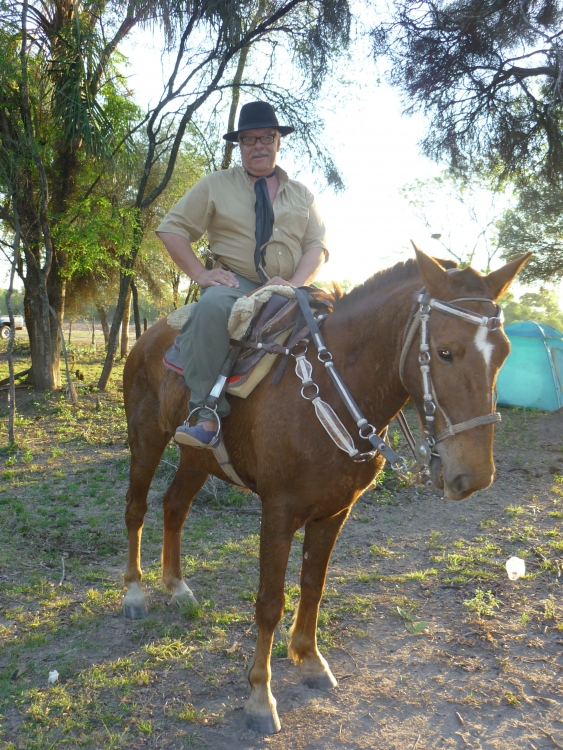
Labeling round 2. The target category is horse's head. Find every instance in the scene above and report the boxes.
[401,248,531,501]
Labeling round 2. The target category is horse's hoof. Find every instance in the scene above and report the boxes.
[302,671,338,690]
[123,600,147,619]
[169,580,198,607]
[172,590,198,607]
[245,709,281,734]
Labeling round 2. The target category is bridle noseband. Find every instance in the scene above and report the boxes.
[399,291,503,473]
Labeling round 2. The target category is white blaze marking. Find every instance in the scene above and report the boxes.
[474,326,494,367]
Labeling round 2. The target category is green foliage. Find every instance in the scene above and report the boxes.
[498,179,563,282]
[49,14,114,157]
[463,589,501,619]
[396,605,427,633]
[0,288,24,316]
[500,289,563,332]
[373,0,563,184]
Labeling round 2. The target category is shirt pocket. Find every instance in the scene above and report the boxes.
[276,201,309,244]
[263,240,295,280]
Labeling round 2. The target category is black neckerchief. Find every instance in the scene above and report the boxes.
[246,168,276,283]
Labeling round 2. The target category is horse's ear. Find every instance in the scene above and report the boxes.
[485,252,533,301]
[412,242,448,290]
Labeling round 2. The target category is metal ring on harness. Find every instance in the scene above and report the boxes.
[352,450,377,463]
[359,423,377,440]
[424,401,436,416]
[301,382,320,400]
[292,341,309,358]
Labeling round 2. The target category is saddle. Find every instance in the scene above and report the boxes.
[164,292,313,396]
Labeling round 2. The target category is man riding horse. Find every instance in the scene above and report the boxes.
[156,101,329,448]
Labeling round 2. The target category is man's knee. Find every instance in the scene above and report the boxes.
[188,286,239,327]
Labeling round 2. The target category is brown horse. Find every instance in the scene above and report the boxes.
[122,249,529,734]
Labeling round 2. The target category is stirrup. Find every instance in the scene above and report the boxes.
[182,406,222,447]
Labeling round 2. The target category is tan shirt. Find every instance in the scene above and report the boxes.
[156,165,328,282]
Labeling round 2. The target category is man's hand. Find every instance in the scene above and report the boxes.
[265,276,294,287]
[196,268,239,289]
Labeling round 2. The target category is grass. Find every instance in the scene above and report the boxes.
[1,349,562,747]
[0,348,268,747]
[463,589,501,619]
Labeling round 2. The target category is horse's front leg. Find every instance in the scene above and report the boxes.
[245,505,296,734]
[288,508,350,689]
[123,432,169,619]
[162,454,208,606]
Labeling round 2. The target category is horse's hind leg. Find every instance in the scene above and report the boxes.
[161,448,208,606]
[288,508,350,689]
[124,430,170,619]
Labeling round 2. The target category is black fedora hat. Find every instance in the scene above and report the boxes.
[223,101,294,142]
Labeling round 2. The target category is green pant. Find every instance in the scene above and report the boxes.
[180,274,261,422]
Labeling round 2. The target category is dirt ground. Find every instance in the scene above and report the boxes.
[134,408,563,750]
[0,388,562,749]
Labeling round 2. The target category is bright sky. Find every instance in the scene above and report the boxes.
[120,29,443,286]
[120,25,548,303]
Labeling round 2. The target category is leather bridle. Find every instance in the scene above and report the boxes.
[292,287,504,488]
[397,291,503,483]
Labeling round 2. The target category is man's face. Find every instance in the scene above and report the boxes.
[238,128,280,176]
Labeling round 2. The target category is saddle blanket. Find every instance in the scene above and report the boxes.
[165,285,297,398]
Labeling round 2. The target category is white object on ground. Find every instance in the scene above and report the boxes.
[48,670,59,684]
[505,556,526,580]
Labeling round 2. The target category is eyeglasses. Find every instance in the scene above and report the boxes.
[239,134,276,146]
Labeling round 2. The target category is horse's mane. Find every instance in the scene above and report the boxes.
[329,256,458,310]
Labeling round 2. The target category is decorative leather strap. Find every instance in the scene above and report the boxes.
[229,338,292,356]
[293,287,404,468]
[212,435,246,487]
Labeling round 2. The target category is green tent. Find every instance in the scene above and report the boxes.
[496,321,563,411]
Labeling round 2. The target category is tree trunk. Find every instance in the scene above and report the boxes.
[68,319,72,345]
[131,280,142,339]
[19,0,54,393]
[221,45,251,170]
[172,271,180,309]
[184,279,200,304]
[98,271,133,389]
[22,261,54,392]
[95,300,110,346]
[120,285,132,358]
[6,199,21,445]
[47,250,66,388]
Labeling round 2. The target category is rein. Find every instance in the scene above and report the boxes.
[291,287,503,487]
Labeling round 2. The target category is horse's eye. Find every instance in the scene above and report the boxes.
[437,348,453,362]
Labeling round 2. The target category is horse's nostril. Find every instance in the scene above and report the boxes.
[453,474,471,494]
